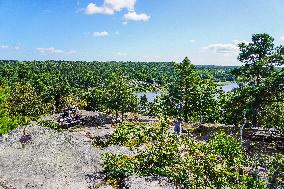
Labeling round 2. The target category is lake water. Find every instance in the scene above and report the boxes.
[137,91,162,102]
[221,82,238,92]
[137,82,238,102]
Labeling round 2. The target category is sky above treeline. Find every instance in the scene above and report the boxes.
[0,0,284,66]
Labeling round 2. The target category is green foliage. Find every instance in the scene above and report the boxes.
[0,86,28,135]
[102,123,267,188]
[0,59,236,122]
[138,94,148,115]
[7,83,48,117]
[224,34,284,131]
[103,70,139,122]
[161,57,221,123]
[0,114,28,135]
[103,153,138,179]
[266,154,284,188]
[207,132,245,166]
[93,122,162,147]
[111,122,162,147]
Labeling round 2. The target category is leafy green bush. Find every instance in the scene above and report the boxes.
[0,115,28,135]
[208,132,245,166]
[110,122,162,147]
[265,154,284,188]
[0,86,29,135]
[7,83,48,117]
[103,153,138,179]
[102,123,266,188]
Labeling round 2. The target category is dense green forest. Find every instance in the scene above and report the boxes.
[0,54,236,130]
[0,33,283,188]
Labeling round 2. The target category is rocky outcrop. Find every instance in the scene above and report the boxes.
[0,111,179,189]
[121,176,179,189]
[39,110,114,126]
[0,125,103,189]
[0,123,134,189]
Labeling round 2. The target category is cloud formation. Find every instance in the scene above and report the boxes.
[205,43,239,54]
[85,3,114,15]
[92,31,109,37]
[105,0,135,11]
[84,0,150,22]
[123,11,150,21]
[204,40,249,55]
[36,47,76,55]
[85,0,135,15]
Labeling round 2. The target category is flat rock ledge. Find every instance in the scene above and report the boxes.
[0,125,132,189]
[0,108,179,189]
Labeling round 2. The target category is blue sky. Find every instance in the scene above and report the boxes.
[0,0,283,65]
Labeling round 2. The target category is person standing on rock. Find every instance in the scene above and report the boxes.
[174,118,182,138]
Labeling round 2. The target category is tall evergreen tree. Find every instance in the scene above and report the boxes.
[225,33,284,129]
[162,57,220,123]
[104,69,138,122]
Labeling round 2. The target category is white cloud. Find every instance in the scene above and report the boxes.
[204,43,239,54]
[36,47,76,55]
[105,0,135,11]
[280,36,284,42]
[123,11,150,21]
[203,39,249,55]
[85,0,135,15]
[85,3,114,15]
[36,47,63,54]
[92,31,109,37]
[122,21,128,25]
[0,45,20,50]
[84,1,150,23]
[189,39,196,43]
[113,52,128,56]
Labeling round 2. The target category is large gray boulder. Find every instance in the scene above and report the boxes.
[0,126,103,188]
[0,125,132,189]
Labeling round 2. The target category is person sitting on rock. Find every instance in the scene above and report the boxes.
[63,106,70,119]
[74,113,81,123]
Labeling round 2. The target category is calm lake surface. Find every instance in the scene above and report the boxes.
[137,82,238,102]
[221,82,238,92]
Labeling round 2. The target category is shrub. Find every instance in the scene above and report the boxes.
[110,122,162,147]
[102,122,266,188]
[103,153,138,179]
